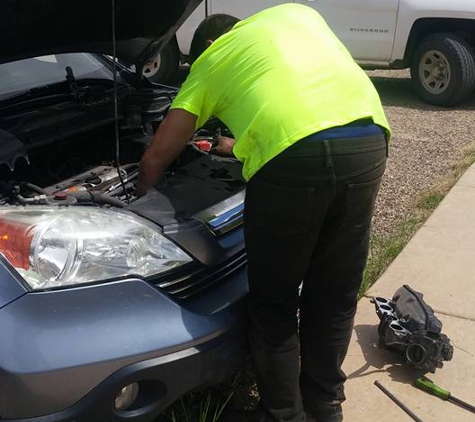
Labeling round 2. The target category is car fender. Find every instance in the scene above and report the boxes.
[0,258,27,309]
[391,0,475,62]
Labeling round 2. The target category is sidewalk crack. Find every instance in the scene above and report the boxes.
[458,183,475,189]
[433,309,475,322]
[452,340,474,357]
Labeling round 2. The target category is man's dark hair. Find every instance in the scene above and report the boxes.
[188,14,240,64]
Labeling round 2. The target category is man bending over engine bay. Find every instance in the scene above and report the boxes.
[137,4,390,422]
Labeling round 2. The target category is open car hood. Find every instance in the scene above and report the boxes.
[0,0,202,66]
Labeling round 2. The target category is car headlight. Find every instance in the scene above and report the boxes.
[0,207,192,290]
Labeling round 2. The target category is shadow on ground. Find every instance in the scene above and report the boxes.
[348,324,426,386]
[155,361,258,422]
[369,75,475,111]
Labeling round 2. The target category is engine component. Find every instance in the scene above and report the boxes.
[373,285,453,373]
[190,138,214,153]
[45,165,134,194]
[69,191,125,208]
[0,129,29,171]
[44,164,139,202]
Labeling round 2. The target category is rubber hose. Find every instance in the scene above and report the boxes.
[23,182,48,195]
[71,191,125,208]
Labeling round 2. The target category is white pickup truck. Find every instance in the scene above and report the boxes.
[145,0,475,106]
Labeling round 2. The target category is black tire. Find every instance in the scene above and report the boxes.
[143,40,180,85]
[410,33,475,106]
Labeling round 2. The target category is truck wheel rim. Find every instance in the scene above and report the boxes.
[419,50,451,95]
[143,53,161,78]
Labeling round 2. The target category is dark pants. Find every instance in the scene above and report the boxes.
[244,132,387,422]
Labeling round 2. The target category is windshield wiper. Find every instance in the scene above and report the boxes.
[66,66,81,100]
[0,81,72,105]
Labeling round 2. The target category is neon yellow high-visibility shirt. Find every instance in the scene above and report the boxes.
[171,3,391,181]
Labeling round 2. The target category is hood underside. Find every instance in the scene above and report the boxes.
[0,0,201,66]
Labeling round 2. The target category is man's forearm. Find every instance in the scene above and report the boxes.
[136,152,167,198]
[136,109,197,198]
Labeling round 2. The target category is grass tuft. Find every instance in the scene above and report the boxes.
[165,389,234,422]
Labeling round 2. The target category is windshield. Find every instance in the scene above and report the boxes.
[0,53,114,100]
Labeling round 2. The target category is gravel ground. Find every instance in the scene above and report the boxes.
[367,69,475,237]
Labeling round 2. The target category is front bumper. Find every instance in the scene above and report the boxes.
[1,329,247,422]
[0,265,248,421]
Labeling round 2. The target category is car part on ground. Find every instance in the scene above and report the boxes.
[373,285,453,373]
[411,33,475,107]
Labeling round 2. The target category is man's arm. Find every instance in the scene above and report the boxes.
[137,109,197,198]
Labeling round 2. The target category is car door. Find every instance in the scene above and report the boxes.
[296,0,400,62]
[209,0,290,19]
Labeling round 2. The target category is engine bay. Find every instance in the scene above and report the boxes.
[0,55,245,225]
[0,118,244,215]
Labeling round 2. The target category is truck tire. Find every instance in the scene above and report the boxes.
[143,40,180,85]
[410,33,475,106]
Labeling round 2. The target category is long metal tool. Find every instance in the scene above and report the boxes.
[415,378,475,414]
[374,381,425,422]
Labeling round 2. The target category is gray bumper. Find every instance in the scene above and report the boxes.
[0,268,248,420]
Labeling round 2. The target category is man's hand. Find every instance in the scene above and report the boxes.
[136,109,197,198]
[213,136,236,156]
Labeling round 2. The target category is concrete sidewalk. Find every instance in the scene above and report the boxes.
[342,165,475,422]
